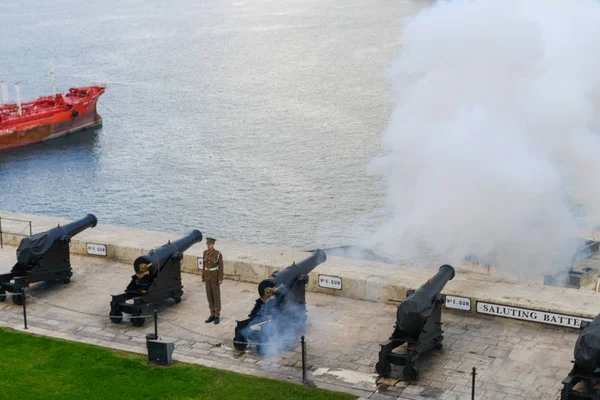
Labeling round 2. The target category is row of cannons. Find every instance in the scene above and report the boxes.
[1,215,600,394]
[0,214,202,326]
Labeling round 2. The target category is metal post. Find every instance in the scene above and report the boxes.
[29,221,32,236]
[301,335,306,384]
[471,367,476,400]
[22,288,28,330]
[154,310,158,339]
[50,59,56,97]
[1,81,8,105]
[0,217,3,249]
[15,82,22,117]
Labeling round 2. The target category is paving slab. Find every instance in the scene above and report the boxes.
[0,246,582,399]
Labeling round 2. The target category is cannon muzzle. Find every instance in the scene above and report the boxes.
[396,264,455,340]
[134,230,203,275]
[258,249,326,297]
[16,214,98,265]
[574,313,600,374]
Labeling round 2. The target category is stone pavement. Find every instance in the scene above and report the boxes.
[0,247,580,399]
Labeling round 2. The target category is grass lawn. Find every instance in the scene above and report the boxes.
[0,328,356,400]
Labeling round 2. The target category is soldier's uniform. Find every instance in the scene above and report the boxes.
[203,238,223,323]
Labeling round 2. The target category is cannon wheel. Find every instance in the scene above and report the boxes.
[233,332,248,351]
[110,309,123,324]
[376,360,391,377]
[131,310,145,327]
[0,288,5,302]
[402,365,419,381]
[12,292,24,306]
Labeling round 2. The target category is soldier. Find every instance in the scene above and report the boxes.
[202,237,223,324]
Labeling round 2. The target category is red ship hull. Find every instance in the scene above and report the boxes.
[0,86,105,151]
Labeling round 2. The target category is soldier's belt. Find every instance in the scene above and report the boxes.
[206,267,219,271]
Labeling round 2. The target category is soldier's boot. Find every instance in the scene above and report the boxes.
[205,316,215,323]
[214,317,220,325]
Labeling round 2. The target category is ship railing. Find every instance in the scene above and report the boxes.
[0,217,32,249]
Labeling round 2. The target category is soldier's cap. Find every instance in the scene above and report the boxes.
[206,237,216,244]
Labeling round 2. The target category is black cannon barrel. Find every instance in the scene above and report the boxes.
[574,313,600,374]
[134,230,203,275]
[58,214,98,238]
[30,214,98,244]
[257,249,326,297]
[396,264,455,340]
[16,214,98,265]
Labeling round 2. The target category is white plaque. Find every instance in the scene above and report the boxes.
[477,301,592,329]
[197,257,203,270]
[319,275,342,290]
[445,295,471,311]
[86,243,107,256]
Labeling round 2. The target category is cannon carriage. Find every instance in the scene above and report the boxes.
[233,249,326,355]
[0,214,97,305]
[561,314,600,399]
[376,264,455,381]
[109,230,202,327]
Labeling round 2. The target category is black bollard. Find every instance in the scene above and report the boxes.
[301,336,307,384]
[22,288,27,329]
[471,367,476,400]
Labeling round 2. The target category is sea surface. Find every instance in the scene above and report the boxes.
[0,0,427,250]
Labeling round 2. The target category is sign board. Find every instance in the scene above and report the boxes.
[445,295,471,311]
[197,257,203,270]
[86,243,107,257]
[319,275,342,290]
[476,301,592,329]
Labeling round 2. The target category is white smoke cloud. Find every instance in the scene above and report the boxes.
[366,0,600,279]
[241,297,307,357]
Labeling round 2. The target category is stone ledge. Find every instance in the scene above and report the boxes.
[1,211,598,325]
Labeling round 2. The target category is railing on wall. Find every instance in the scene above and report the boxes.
[0,217,32,248]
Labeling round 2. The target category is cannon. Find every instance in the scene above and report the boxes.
[376,264,455,381]
[561,314,600,399]
[0,214,97,305]
[109,230,202,327]
[233,249,326,355]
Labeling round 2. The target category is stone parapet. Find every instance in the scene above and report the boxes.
[1,211,598,325]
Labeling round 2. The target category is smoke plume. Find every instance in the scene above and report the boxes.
[241,298,307,358]
[367,0,600,279]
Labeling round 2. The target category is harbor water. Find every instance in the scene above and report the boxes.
[0,0,427,250]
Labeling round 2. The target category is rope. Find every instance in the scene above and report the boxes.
[158,317,223,343]
[1,222,32,246]
[97,100,125,123]
[3,292,303,348]
[24,293,119,318]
